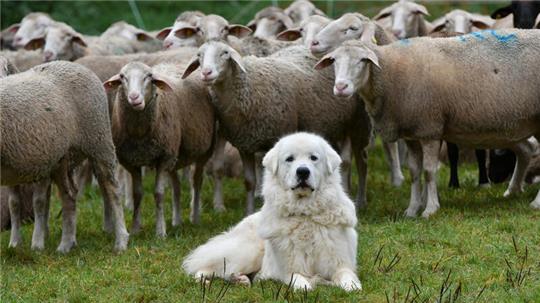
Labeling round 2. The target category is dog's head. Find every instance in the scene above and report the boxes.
[262,132,341,198]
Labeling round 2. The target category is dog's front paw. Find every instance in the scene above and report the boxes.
[339,278,362,292]
[291,274,312,291]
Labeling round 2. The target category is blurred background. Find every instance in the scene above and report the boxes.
[1,1,508,34]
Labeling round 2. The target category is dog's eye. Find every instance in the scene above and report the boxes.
[286,156,294,162]
[310,155,318,161]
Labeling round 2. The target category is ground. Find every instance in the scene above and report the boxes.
[1,140,539,302]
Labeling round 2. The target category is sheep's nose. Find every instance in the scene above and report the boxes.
[128,92,140,101]
[296,166,310,180]
[335,82,348,92]
[392,29,404,38]
[43,51,54,61]
[311,40,320,46]
[163,40,173,49]
[201,68,213,77]
[14,36,22,43]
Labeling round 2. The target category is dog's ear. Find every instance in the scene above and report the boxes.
[263,143,279,175]
[323,142,342,174]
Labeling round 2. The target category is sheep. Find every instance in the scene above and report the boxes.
[246,7,294,38]
[101,21,162,53]
[0,60,129,252]
[276,15,332,47]
[1,24,19,50]
[491,0,540,29]
[172,14,252,47]
[181,41,371,213]
[308,13,405,187]
[11,12,54,49]
[104,61,215,234]
[156,11,205,49]
[314,29,540,217]
[0,48,44,72]
[24,22,142,62]
[373,0,431,39]
[284,0,326,25]
[431,9,495,34]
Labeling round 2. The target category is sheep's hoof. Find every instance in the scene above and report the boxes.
[478,183,491,189]
[213,204,226,213]
[155,230,167,239]
[421,207,439,219]
[404,208,417,218]
[171,217,182,227]
[131,222,142,234]
[31,240,46,251]
[8,238,21,248]
[114,232,129,252]
[503,188,523,197]
[103,221,114,234]
[190,213,200,225]
[57,240,76,254]
[392,175,405,187]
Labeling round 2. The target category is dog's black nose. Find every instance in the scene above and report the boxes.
[296,166,310,180]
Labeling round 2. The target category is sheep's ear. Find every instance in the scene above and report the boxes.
[374,7,393,21]
[363,49,380,69]
[174,26,197,39]
[276,28,302,41]
[360,22,377,45]
[230,50,246,74]
[71,35,88,47]
[262,142,279,175]
[136,32,153,41]
[156,27,172,40]
[411,3,429,16]
[491,5,512,19]
[246,19,257,32]
[279,15,295,29]
[314,55,335,70]
[181,56,200,79]
[6,23,20,34]
[151,74,173,91]
[24,37,45,50]
[323,142,341,174]
[470,15,494,29]
[430,18,447,33]
[103,74,122,91]
[313,8,326,16]
[228,25,252,38]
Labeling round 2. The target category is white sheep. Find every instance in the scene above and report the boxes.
[156,11,205,49]
[314,30,540,217]
[431,9,495,34]
[373,0,431,39]
[284,0,326,25]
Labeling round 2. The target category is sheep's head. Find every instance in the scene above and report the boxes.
[182,41,246,85]
[284,0,326,24]
[24,23,87,62]
[276,15,331,48]
[172,14,251,47]
[309,13,370,56]
[103,21,153,41]
[12,12,53,48]
[431,10,494,34]
[247,7,294,39]
[314,41,379,98]
[156,11,205,49]
[103,62,172,111]
[374,0,429,39]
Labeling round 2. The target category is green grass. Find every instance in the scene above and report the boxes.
[1,140,539,302]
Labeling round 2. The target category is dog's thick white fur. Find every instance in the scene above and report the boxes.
[182,132,361,291]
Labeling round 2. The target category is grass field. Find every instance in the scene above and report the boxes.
[1,140,539,302]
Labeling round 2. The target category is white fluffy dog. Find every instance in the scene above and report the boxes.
[183,132,361,291]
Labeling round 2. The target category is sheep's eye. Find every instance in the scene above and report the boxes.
[222,50,229,56]
[196,27,201,31]
[299,28,304,32]
[286,156,294,162]
[349,26,358,31]
[119,74,125,79]
[310,155,318,161]
[269,16,277,21]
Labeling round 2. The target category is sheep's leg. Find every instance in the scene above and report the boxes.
[8,186,22,248]
[189,162,205,224]
[211,136,226,212]
[420,140,441,218]
[340,137,353,194]
[504,140,534,197]
[169,170,182,227]
[121,166,134,211]
[353,147,368,209]
[446,142,460,188]
[55,174,78,254]
[241,153,256,215]
[476,149,489,187]
[31,179,51,250]
[404,140,423,217]
[154,167,168,238]
[129,167,143,234]
[93,160,129,252]
[383,141,404,187]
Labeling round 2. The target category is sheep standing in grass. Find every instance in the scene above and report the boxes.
[315,30,540,217]
[1,60,129,252]
[182,41,371,213]
[104,61,215,235]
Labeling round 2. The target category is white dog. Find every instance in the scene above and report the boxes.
[182,132,361,291]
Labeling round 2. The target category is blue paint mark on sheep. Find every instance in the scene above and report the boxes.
[487,30,517,43]
[471,32,486,41]
[399,38,411,46]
